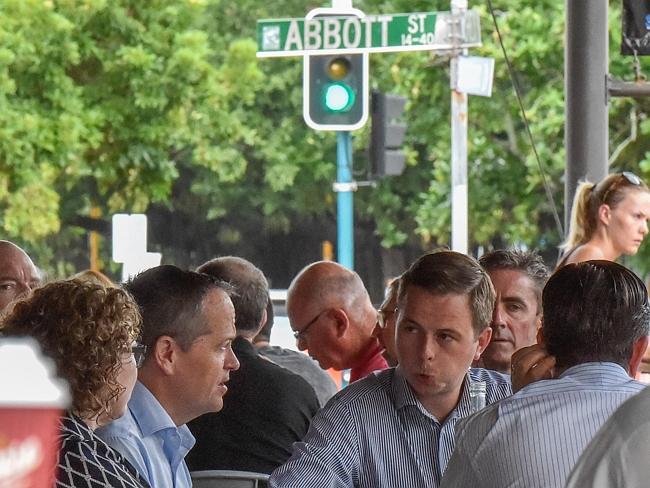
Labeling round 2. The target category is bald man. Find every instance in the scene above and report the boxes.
[287,261,388,382]
[0,240,41,314]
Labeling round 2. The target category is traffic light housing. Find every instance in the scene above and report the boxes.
[303,53,369,131]
[370,90,408,177]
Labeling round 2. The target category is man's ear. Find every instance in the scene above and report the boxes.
[473,327,493,362]
[536,325,545,346]
[259,307,268,330]
[629,336,650,378]
[330,308,350,338]
[150,335,179,376]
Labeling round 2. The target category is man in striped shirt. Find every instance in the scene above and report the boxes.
[270,251,512,488]
[441,260,650,488]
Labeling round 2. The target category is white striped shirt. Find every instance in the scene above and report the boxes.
[440,362,646,488]
[565,384,650,488]
[269,367,511,488]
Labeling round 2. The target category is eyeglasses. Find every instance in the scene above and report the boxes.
[600,171,643,204]
[293,310,327,341]
[376,308,395,329]
[132,343,147,368]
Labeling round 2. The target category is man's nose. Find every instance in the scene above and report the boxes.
[296,336,308,351]
[420,337,437,362]
[491,304,507,328]
[227,348,240,371]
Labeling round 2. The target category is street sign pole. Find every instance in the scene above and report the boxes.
[336,131,354,269]
[450,0,468,255]
[256,5,483,265]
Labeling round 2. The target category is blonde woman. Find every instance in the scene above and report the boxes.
[558,172,650,267]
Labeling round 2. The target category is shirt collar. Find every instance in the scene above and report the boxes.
[232,336,257,357]
[517,361,633,398]
[451,373,475,419]
[392,368,475,421]
[557,361,629,380]
[392,367,421,411]
[130,381,187,439]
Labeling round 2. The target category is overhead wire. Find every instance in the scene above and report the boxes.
[486,0,565,238]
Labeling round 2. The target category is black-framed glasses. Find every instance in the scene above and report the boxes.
[600,171,643,203]
[132,343,147,368]
[293,310,327,341]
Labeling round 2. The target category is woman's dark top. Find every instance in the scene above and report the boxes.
[56,412,149,488]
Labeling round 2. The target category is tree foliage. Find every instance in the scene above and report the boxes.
[4,0,650,275]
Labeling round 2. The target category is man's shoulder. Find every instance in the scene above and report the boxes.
[324,368,395,410]
[259,346,324,375]
[515,363,646,399]
[227,350,321,413]
[251,351,320,391]
[468,367,513,400]
[469,367,511,385]
[97,406,141,441]
[604,384,650,433]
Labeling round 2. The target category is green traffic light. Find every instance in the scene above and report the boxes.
[324,82,355,112]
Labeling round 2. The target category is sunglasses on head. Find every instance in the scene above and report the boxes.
[598,171,643,203]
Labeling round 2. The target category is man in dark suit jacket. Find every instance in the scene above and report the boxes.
[187,256,320,474]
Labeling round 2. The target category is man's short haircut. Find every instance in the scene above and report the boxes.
[398,250,496,335]
[479,248,549,311]
[197,256,269,334]
[543,260,650,369]
[125,265,233,351]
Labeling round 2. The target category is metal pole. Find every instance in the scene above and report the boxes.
[336,131,354,270]
[451,0,468,254]
[565,0,608,228]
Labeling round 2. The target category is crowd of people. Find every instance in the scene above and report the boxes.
[2,172,650,488]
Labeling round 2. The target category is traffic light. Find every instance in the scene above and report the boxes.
[303,53,369,131]
[370,90,408,177]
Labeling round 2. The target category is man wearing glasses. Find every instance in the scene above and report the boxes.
[97,265,240,488]
[287,260,388,383]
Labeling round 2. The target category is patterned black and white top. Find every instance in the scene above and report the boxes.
[56,413,150,488]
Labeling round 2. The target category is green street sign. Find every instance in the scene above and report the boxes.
[257,10,480,57]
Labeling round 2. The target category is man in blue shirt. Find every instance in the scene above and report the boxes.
[270,250,512,488]
[441,260,650,488]
[97,265,240,488]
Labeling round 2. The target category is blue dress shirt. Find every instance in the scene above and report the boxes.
[269,366,511,488]
[440,362,647,488]
[96,381,196,488]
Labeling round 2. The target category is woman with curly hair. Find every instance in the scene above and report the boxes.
[558,172,650,267]
[1,279,150,488]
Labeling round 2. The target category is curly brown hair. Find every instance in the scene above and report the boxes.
[1,279,141,420]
